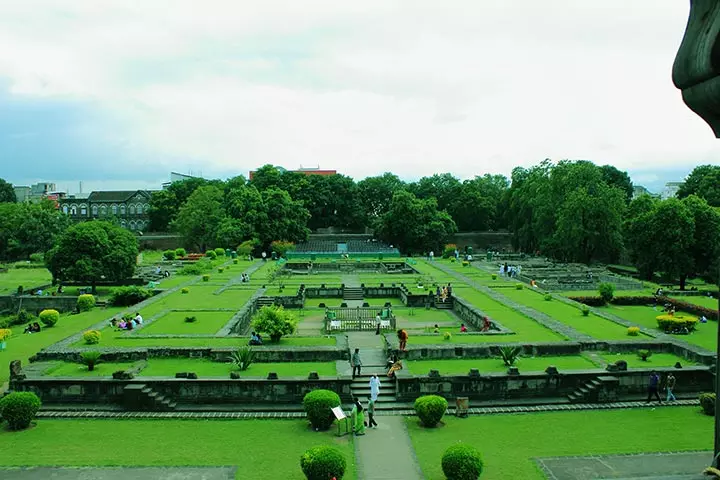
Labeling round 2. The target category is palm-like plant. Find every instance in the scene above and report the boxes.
[229,346,255,371]
[499,346,521,366]
[80,351,102,371]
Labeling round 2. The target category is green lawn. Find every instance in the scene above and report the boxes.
[408,356,597,375]
[139,358,337,377]
[0,267,52,294]
[0,419,356,480]
[499,288,633,340]
[669,295,719,309]
[42,361,136,377]
[76,334,337,348]
[395,309,458,324]
[557,289,654,297]
[140,311,234,335]
[411,333,520,344]
[137,286,258,318]
[0,307,124,384]
[599,352,699,369]
[407,407,711,479]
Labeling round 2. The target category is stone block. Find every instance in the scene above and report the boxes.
[507,366,520,376]
[230,372,240,379]
[308,372,319,380]
[187,372,198,379]
[175,372,189,378]
[468,368,480,377]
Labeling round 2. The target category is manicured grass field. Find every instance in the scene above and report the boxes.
[407,407,711,479]
[0,266,52,295]
[42,361,136,377]
[0,307,124,384]
[139,359,337,377]
[598,352,698,369]
[669,295,719,309]
[394,308,458,323]
[499,288,633,340]
[0,419,356,480]
[140,310,234,335]
[408,356,597,375]
[79,335,337,348]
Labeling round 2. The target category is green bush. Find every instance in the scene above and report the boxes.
[443,331,452,341]
[637,349,652,361]
[627,326,640,336]
[499,346,521,366]
[450,257,456,263]
[181,287,189,294]
[29,253,44,263]
[163,249,176,260]
[184,316,197,323]
[462,261,469,267]
[491,274,497,280]
[83,330,101,345]
[214,247,225,256]
[443,244,457,259]
[39,309,59,327]
[229,346,255,371]
[252,305,297,343]
[700,393,716,416]
[0,392,41,430]
[568,296,605,307]
[174,248,187,258]
[300,445,347,480]
[108,286,152,307]
[76,294,96,312]
[202,274,210,282]
[11,309,34,327]
[515,283,523,290]
[303,389,341,430]
[543,294,552,301]
[218,267,224,273]
[598,282,615,303]
[581,306,590,316]
[414,395,448,427]
[205,250,217,259]
[80,351,102,371]
[442,443,483,480]
[233,259,238,264]
[656,314,698,332]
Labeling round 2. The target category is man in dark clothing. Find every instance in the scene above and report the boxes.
[350,348,362,379]
[646,371,662,403]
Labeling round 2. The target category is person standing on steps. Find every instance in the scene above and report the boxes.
[369,374,381,402]
[665,372,677,402]
[375,312,382,335]
[367,396,378,428]
[350,348,362,379]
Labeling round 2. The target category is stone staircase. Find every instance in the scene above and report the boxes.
[434,298,454,309]
[123,384,177,411]
[567,375,620,403]
[350,372,398,411]
[343,287,364,301]
[255,296,275,308]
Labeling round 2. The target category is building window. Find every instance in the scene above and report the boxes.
[143,203,150,214]
[136,204,143,215]
[62,205,68,214]
[70,205,77,215]
[111,204,117,215]
[120,220,127,228]
[100,205,107,216]
[120,205,126,215]
[129,221,136,230]
[91,205,98,216]
[80,204,87,216]
[129,204,136,215]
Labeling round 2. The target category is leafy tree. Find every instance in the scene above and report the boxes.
[147,177,211,231]
[624,195,661,280]
[298,174,364,230]
[357,173,406,220]
[680,195,720,287]
[0,178,16,203]
[255,188,311,247]
[449,174,510,231]
[677,165,720,207]
[600,165,634,204]
[251,305,297,343]
[376,190,457,254]
[249,164,284,191]
[0,200,70,261]
[45,221,138,293]
[172,185,226,252]
[408,173,462,214]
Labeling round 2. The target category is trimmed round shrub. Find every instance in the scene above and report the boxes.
[163,249,176,260]
[627,326,640,336]
[442,443,483,480]
[181,287,190,294]
[443,332,452,341]
[218,267,224,273]
[39,309,60,327]
[83,330,101,345]
[0,392,41,430]
[202,274,210,282]
[515,283,523,290]
[414,395,448,427]
[303,389,341,430]
[491,274,497,280]
[205,250,217,259]
[656,314,698,332]
[598,282,615,303]
[108,286,152,307]
[0,329,12,341]
[543,294,552,301]
[174,248,187,258]
[450,257,456,263]
[581,306,590,317]
[29,252,44,263]
[462,261,469,267]
[76,294,96,312]
[300,445,347,480]
[214,247,225,256]
[233,259,239,264]
[700,393,716,416]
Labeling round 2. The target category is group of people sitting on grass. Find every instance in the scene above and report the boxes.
[23,322,41,334]
[240,273,250,283]
[110,313,144,331]
[248,331,264,345]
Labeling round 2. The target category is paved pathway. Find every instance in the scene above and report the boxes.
[0,467,236,480]
[355,416,424,480]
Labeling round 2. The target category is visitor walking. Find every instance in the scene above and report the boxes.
[429,250,434,262]
[369,374,381,401]
[351,399,365,435]
[646,371,662,403]
[665,373,676,402]
[375,312,382,335]
[397,329,408,351]
[351,348,362,379]
[367,396,378,428]
[261,251,267,261]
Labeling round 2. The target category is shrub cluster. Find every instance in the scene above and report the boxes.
[302,389,341,430]
[442,443,483,480]
[76,294,96,312]
[637,349,652,361]
[174,248,187,258]
[300,445,346,480]
[0,391,41,430]
[39,309,59,327]
[443,331,452,341]
[218,267,224,273]
[656,314,698,332]
[515,283,524,290]
[29,253,44,263]
[598,282,615,303]
[181,287,190,294]
[442,244,457,258]
[108,286,152,307]
[627,326,640,336]
[83,330,101,345]
[414,395,448,427]
[184,316,197,323]
[543,294,552,301]
[700,393,716,416]
[568,296,605,307]
[202,274,210,282]
[163,249,176,260]
[214,247,225,256]
[0,329,12,341]
[663,297,719,321]
[581,305,590,316]
[205,250,217,259]
[491,274,497,280]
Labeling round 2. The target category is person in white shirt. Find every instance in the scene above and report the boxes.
[134,313,143,325]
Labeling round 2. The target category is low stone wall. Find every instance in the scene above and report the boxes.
[225,290,263,334]
[363,286,401,298]
[394,366,712,402]
[452,295,512,333]
[14,376,354,407]
[0,295,80,314]
[258,295,305,309]
[399,287,431,307]
[388,339,583,360]
[304,287,343,298]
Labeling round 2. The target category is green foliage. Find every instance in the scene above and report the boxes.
[172,185,226,253]
[202,274,210,282]
[11,309,34,327]
[357,172,405,219]
[462,261,469,267]
[581,306,590,316]
[184,316,197,323]
[543,294,552,301]
[700,393,716,416]
[233,259,238,264]
[656,314,698,332]
[414,395,448,427]
[252,305,297,343]
[677,165,720,207]
[237,239,258,256]
[491,274,497,280]
[174,248,187,258]
[45,221,138,288]
[0,177,16,203]
[443,331,452,341]
[637,349,652,361]
[205,250,217,259]
[39,309,59,327]
[108,286,152,307]
[29,253,44,263]
[598,282,615,303]
[80,351,102,371]
[441,443,484,480]
[302,389,341,430]
[0,329,12,341]
[83,330,101,345]
[499,346,521,366]
[300,445,347,480]
[178,259,214,276]
[0,200,70,261]
[443,244,457,258]
[0,392,41,430]
[218,267,224,273]
[163,249,176,260]
[214,247,225,256]
[76,294,96,312]
[181,287,189,294]
[270,240,295,257]
[229,346,255,371]
[627,326,640,336]
[515,283,524,290]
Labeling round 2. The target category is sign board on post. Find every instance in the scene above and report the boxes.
[332,407,350,437]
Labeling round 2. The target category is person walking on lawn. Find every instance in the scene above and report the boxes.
[646,370,662,403]
[351,348,362,379]
[666,372,677,402]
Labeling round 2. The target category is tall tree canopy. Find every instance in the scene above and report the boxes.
[46,221,138,292]
[0,200,70,261]
[676,164,720,207]
[357,173,406,221]
[0,178,16,203]
[172,185,226,252]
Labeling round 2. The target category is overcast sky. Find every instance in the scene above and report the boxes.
[0,0,716,194]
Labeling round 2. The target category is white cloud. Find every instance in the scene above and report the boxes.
[0,0,717,183]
